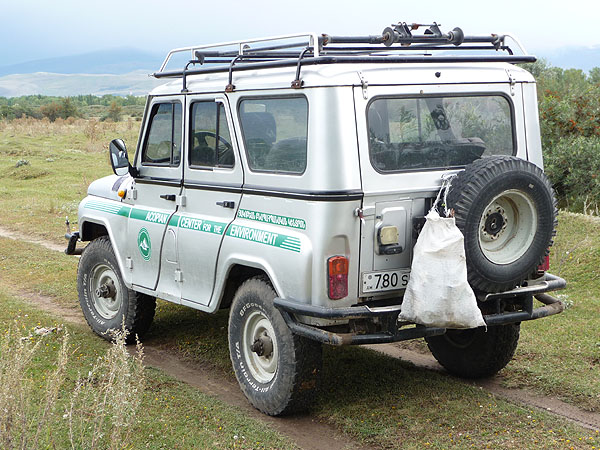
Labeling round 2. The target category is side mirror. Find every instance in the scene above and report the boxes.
[109,139,132,177]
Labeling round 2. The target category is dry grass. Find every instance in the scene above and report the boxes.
[1,117,124,153]
[66,328,145,450]
[0,324,145,450]
[0,324,69,449]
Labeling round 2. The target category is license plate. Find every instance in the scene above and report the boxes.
[362,269,410,293]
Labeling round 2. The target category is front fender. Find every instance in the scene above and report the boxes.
[78,197,132,287]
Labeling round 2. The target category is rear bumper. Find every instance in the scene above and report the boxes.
[274,273,566,346]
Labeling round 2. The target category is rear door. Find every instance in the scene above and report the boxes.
[176,94,243,306]
[354,83,524,297]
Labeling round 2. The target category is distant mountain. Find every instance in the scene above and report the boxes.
[1,44,598,98]
[537,46,600,72]
[0,71,163,97]
[0,48,163,77]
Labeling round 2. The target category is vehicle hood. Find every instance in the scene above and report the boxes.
[87,174,131,201]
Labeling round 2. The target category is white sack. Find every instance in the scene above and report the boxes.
[399,209,486,329]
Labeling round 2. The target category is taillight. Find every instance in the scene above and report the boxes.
[538,254,550,273]
[328,256,348,300]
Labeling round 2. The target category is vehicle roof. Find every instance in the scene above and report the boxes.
[149,62,535,96]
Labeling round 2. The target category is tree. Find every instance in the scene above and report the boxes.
[589,67,600,85]
[59,97,78,119]
[39,102,61,122]
[105,101,123,122]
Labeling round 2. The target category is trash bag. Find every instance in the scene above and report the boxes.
[399,182,486,329]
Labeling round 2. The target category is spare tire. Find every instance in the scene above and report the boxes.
[446,156,557,293]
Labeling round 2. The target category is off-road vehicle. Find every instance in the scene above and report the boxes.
[66,22,566,416]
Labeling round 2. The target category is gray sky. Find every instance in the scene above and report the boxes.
[3,0,599,65]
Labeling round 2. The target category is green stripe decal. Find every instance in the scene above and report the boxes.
[130,208,170,224]
[85,200,130,217]
[84,200,298,251]
[237,209,306,230]
[226,224,301,252]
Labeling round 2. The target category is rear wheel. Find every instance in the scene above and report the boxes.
[425,324,520,378]
[228,277,322,416]
[77,236,156,342]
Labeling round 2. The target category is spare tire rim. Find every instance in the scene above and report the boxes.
[242,310,278,383]
[90,263,123,320]
[478,189,538,265]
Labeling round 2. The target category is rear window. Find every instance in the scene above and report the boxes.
[368,95,514,172]
[239,97,308,174]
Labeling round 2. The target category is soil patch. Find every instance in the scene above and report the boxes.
[367,344,600,432]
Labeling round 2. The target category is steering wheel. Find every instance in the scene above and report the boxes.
[194,131,233,166]
[195,131,231,150]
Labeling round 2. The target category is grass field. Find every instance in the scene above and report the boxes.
[1,117,599,448]
[0,293,297,449]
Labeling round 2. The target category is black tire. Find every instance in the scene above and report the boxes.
[425,324,520,378]
[228,277,322,416]
[77,236,156,343]
[447,156,557,293]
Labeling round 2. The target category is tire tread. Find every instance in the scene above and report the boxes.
[77,236,156,343]
[446,156,558,292]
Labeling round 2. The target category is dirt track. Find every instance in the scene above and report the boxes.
[1,226,599,450]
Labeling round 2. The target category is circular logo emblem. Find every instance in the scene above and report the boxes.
[137,228,151,261]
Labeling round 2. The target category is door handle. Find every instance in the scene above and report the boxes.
[160,194,176,201]
[216,200,235,209]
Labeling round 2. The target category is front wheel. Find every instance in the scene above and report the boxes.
[77,236,156,342]
[228,277,322,416]
[425,324,520,378]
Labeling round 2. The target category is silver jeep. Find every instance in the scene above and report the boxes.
[67,22,566,416]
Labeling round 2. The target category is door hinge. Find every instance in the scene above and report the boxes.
[174,269,183,282]
[357,71,368,100]
[506,69,516,96]
[176,195,186,207]
[126,188,137,200]
[125,257,133,270]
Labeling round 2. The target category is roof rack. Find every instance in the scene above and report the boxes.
[153,22,536,92]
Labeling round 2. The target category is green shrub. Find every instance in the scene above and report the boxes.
[544,135,600,214]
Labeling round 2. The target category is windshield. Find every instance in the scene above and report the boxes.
[368,95,514,172]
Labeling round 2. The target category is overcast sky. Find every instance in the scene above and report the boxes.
[3,0,599,66]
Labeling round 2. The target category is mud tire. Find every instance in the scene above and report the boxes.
[425,324,520,378]
[447,156,557,293]
[77,236,156,343]
[228,277,322,416]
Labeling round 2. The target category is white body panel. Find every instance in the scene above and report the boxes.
[77,61,544,323]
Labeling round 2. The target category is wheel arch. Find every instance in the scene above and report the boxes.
[79,216,132,287]
[211,259,280,312]
[80,218,109,241]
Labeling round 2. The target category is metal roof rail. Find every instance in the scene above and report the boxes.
[157,32,321,74]
[153,22,536,89]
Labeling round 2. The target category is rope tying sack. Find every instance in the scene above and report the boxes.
[432,173,457,218]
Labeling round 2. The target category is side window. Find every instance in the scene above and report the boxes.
[189,102,234,168]
[239,97,308,174]
[142,103,182,166]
